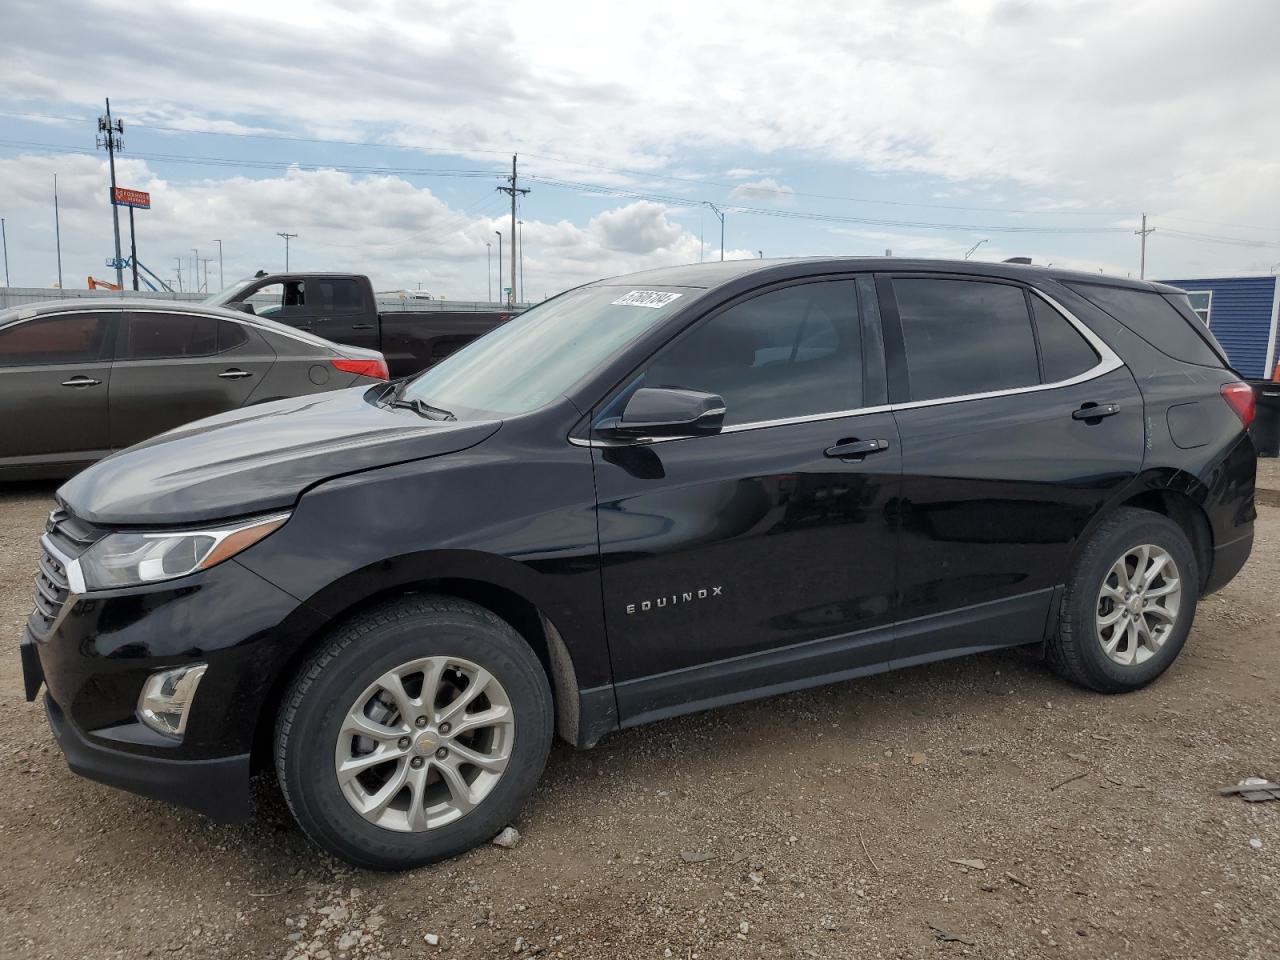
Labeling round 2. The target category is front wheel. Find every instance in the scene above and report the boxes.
[1048,507,1199,693]
[275,596,553,870]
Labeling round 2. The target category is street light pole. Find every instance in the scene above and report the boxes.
[963,239,988,260]
[213,239,223,290]
[485,241,492,302]
[191,247,199,292]
[277,232,297,271]
[0,218,8,288]
[518,219,525,305]
[54,174,64,289]
[495,231,503,305]
[705,203,725,261]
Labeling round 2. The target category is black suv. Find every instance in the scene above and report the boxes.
[21,258,1256,870]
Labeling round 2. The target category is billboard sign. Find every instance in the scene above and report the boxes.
[112,187,151,209]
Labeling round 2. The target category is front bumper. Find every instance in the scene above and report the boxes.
[23,553,328,821]
[44,693,252,822]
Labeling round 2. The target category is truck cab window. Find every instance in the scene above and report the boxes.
[249,283,285,318]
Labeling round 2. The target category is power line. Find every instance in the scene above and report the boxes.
[528,176,1133,236]
[7,119,1280,252]
[0,109,1131,217]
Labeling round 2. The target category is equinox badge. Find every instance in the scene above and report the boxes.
[626,586,723,615]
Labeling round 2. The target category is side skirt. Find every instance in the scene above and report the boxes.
[588,587,1056,735]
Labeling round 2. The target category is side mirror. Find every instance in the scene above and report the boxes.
[598,387,725,440]
[236,302,256,315]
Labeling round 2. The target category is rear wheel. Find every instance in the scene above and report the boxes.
[1048,507,1199,692]
[275,596,553,870]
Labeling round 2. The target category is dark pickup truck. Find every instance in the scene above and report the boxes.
[203,273,515,377]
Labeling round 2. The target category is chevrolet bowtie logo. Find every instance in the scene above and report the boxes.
[626,586,723,615]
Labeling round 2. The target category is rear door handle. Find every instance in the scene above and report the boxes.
[824,438,890,460]
[218,369,254,380]
[1072,402,1120,421]
[351,323,375,330]
[60,377,101,388]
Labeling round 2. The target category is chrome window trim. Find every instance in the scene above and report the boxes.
[571,288,1123,448]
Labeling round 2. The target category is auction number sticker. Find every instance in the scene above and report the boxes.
[611,290,683,308]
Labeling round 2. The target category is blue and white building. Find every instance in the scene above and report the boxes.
[1159,275,1280,379]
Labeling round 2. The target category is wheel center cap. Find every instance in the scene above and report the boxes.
[413,730,441,755]
[1127,596,1144,614]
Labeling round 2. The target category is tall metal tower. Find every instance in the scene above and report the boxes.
[96,99,125,289]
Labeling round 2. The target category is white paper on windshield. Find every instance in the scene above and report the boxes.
[611,290,683,308]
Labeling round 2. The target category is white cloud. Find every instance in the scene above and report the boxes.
[0,153,738,297]
[728,178,795,207]
[3,0,1280,279]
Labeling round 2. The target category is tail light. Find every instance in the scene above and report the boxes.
[1221,382,1256,427]
[331,358,389,380]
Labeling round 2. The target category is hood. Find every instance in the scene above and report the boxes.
[58,387,500,526]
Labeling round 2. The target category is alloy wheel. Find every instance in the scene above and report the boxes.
[1095,544,1182,667]
[334,656,515,832]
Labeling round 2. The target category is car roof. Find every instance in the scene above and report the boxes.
[588,257,1185,295]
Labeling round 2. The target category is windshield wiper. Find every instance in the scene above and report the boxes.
[391,396,456,421]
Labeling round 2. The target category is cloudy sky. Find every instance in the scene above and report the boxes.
[2,0,1279,299]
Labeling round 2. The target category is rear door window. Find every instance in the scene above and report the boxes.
[217,320,249,352]
[1064,282,1223,367]
[893,278,1039,402]
[0,313,112,366]
[1032,296,1099,383]
[121,313,218,359]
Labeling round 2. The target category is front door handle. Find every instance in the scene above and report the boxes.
[60,376,101,388]
[1072,402,1120,421]
[218,369,254,380]
[351,323,375,330]
[824,438,890,460]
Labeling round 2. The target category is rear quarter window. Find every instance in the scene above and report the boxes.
[1064,282,1223,368]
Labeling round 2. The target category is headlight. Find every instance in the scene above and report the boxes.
[79,513,290,590]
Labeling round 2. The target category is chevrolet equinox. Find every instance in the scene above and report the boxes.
[21,258,1256,869]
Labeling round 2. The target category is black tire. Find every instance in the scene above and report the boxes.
[1048,507,1199,693]
[275,595,553,870]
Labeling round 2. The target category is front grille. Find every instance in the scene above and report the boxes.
[26,507,100,643]
[28,549,71,641]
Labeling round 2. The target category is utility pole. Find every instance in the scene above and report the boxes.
[174,257,183,293]
[495,231,503,306]
[518,219,525,305]
[212,239,223,290]
[96,98,125,289]
[129,207,139,290]
[191,247,200,292]
[485,240,492,302]
[705,203,725,261]
[1135,213,1155,280]
[53,174,63,289]
[200,258,214,293]
[277,232,297,271]
[1,217,9,288]
[496,155,529,306]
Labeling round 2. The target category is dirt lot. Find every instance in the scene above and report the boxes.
[1,470,1278,960]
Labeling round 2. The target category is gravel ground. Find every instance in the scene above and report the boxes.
[2,468,1278,960]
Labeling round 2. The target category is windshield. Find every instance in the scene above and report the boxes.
[201,278,257,307]
[401,285,694,418]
